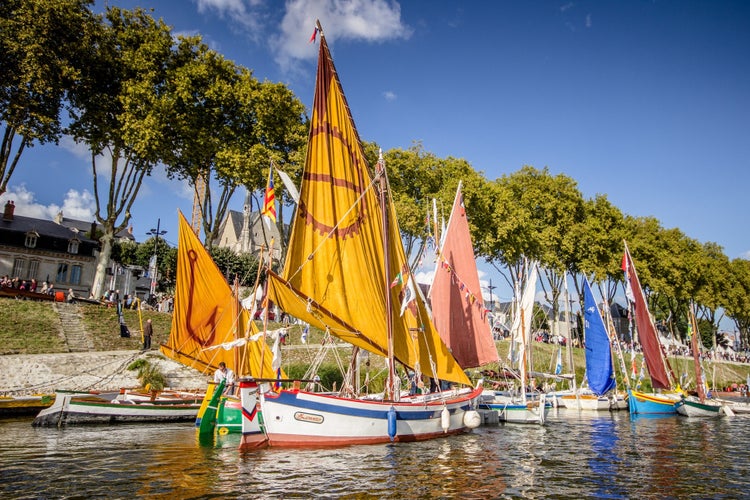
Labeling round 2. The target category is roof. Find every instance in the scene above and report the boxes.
[0,214,99,256]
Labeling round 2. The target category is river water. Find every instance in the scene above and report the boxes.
[2,408,748,499]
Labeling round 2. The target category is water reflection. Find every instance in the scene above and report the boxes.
[2,413,750,498]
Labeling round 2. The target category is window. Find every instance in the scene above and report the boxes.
[25,231,38,248]
[27,260,39,280]
[12,258,27,278]
[70,265,82,285]
[68,239,79,254]
[56,263,68,283]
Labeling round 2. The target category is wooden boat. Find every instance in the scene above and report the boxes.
[622,243,680,415]
[480,391,549,424]
[479,264,549,424]
[675,396,726,417]
[160,212,278,439]
[0,393,55,416]
[560,391,627,411]
[240,21,481,448]
[627,389,681,414]
[715,398,750,415]
[32,389,202,426]
[674,303,730,418]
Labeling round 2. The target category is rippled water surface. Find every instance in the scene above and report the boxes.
[2,409,749,498]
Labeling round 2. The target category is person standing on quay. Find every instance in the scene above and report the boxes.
[142,319,153,350]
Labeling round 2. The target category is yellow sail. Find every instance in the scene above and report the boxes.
[268,35,469,385]
[160,211,277,378]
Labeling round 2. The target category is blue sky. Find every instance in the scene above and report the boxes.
[2,0,749,305]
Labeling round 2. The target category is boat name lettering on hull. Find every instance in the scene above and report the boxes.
[294,411,324,424]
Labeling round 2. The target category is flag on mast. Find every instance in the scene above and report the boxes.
[261,165,277,224]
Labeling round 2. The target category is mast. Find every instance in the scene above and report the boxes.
[377,150,396,401]
[563,274,578,403]
[689,302,706,403]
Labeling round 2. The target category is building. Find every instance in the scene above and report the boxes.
[212,190,283,260]
[0,201,99,296]
[0,200,144,299]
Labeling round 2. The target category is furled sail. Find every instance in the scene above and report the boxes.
[428,183,498,368]
[583,277,616,395]
[161,212,277,378]
[267,34,469,385]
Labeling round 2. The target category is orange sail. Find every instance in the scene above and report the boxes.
[429,183,499,368]
[160,211,277,378]
[266,33,469,386]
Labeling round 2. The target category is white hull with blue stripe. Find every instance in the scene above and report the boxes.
[246,385,483,447]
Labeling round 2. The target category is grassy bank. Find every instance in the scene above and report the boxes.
[2,297,748,392]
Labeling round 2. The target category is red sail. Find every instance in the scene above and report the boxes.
[429,185,499,368]
[624,246,672,390]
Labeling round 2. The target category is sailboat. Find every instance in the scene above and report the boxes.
[622,242,681,414]
[238,21,482,448]
[428,182,499,369]
[480,263,548,424]
[561,277,620,411]
[160,212,278,438]
[674,303,731,417]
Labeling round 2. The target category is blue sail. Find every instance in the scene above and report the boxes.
[583,278,616,395]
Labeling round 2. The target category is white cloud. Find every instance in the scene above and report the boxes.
[585,13,592,28]
[0,184,95,221]
[383,90,397,101]
[272,0,413,70]
[59,135,90,161]
[193,0,265,40]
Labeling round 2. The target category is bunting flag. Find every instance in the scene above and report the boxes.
[261,166,277,224]
[390,272,403,288]
[301,323,309,344]
[621,251,635,303]
[555,346,563,375]
[400,275,417,316]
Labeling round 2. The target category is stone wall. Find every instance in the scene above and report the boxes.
[0,350,209,394]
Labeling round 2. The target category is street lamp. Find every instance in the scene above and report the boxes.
[487,279,496,311]
[146,218,167,297]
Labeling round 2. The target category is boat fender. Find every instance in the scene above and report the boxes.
[441,406,450,432]
[463,410,481,429]
[387,406,397,441]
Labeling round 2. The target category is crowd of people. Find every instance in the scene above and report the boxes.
[1,275,47,294]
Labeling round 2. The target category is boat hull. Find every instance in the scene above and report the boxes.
[627,389,679,415]
[675,397,724,418]
[241,381,482,448]
[0,394,55,416]
[479,392,549,424]
[560,392,627,411]
[32,392,200,426]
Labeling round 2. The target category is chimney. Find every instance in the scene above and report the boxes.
[90,221,97,238]
[3,201,15,221]
[54,210,63,224]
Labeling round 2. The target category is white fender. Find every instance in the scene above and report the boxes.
[463,410,481,429]
[441,407,450,432]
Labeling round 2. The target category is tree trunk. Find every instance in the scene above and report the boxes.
[91,232,114,300]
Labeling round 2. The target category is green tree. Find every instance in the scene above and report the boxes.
[725,258,750,347]
[161,38,306,252]
[0,0,96,195]
[209,246,259,287]
[67,7,175,299]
